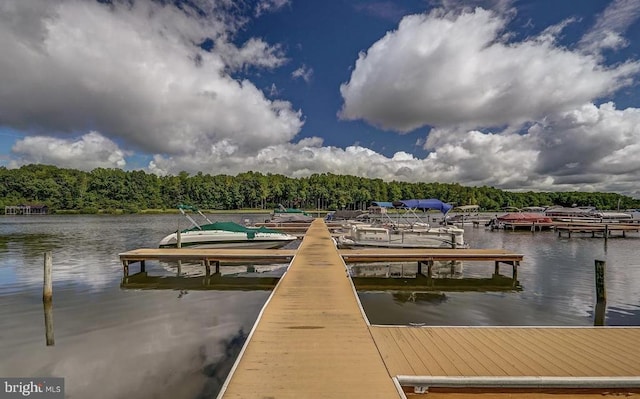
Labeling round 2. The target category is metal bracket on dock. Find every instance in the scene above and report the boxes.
[397,375,640,390]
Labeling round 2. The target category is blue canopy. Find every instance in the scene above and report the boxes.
[395,199,453,214]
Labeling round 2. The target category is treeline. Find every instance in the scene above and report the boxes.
[0,164,638,213]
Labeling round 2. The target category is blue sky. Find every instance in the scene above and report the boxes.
[1,0,640,196]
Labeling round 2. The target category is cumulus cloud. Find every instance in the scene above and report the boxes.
[339,8,640,131]
[0,0,302,156]
[533,102,640,178]
[10,132,127,170]
[148,132,539,188]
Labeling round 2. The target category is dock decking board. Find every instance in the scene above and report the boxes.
[371,327,640,378]
[218,219,401,398]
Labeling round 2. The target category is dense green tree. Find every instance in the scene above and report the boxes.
[1,164,638,213]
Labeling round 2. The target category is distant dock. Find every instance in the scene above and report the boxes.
[555,223,640,238]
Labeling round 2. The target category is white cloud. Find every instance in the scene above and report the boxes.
[291,64,314,82]
[149,99,640,198]
[579,0,640,54]
[0,0,302,156]
[255,0,290,17]
[339,8,640,131]
[10,131,127,170]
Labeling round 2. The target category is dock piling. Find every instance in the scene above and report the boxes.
[595,259,606,303]
[43,251,54,346]
[43,252,53,303]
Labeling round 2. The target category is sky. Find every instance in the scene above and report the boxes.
[1,0,640,197]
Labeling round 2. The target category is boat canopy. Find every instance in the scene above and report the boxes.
[185,221,284,238]
[393,199,453,214]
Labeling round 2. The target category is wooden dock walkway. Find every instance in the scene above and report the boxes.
[119,248,523,278]
[217,219,402,398]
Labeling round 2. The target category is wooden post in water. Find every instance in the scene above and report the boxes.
[176,229,182,276]
[604,225,609,242]
[595,259,606,303]
[450,233,457,249]
[43,252,53,302]
[43,252,54,346]
[594,301,606,326]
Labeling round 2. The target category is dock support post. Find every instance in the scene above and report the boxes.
[205,259,211,276]
[604,225,609,241]
[122,261,129,276]
[595,259,606,326]
[214,260,220,275]
[595,260,606,303]
[417,261,423,276]
[426,260,433,283]
[494,261,500,276]
[43,300,54,346]
[450,233,457,249]
[43,251,54,346]
[594,301,606,326]
[512,261,518,287]
[140,260,146,273]
[43,252,53,303]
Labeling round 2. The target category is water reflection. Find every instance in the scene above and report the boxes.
[43,300,55,346]
[121,272,280,291]
[0,214,273,399]
[3,214,640,398]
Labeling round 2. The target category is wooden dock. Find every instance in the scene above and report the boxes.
[555,223,640,238]
[217,219,402,398]
[119,248,522,279]
[119,220,640,397]
[119,248,295,275]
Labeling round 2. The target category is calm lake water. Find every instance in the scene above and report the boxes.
[1,213,640,398]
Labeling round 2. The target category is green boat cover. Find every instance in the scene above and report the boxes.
[183,221,285,239]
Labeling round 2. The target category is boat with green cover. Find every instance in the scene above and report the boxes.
[159,205,298,249]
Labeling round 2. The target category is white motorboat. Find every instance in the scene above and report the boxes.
[336,199,468,249]
[159,205,298,249]
[544,206,633,223]
[336,224,466,249]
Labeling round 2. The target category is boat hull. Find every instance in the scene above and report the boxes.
[158,231,297,249]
